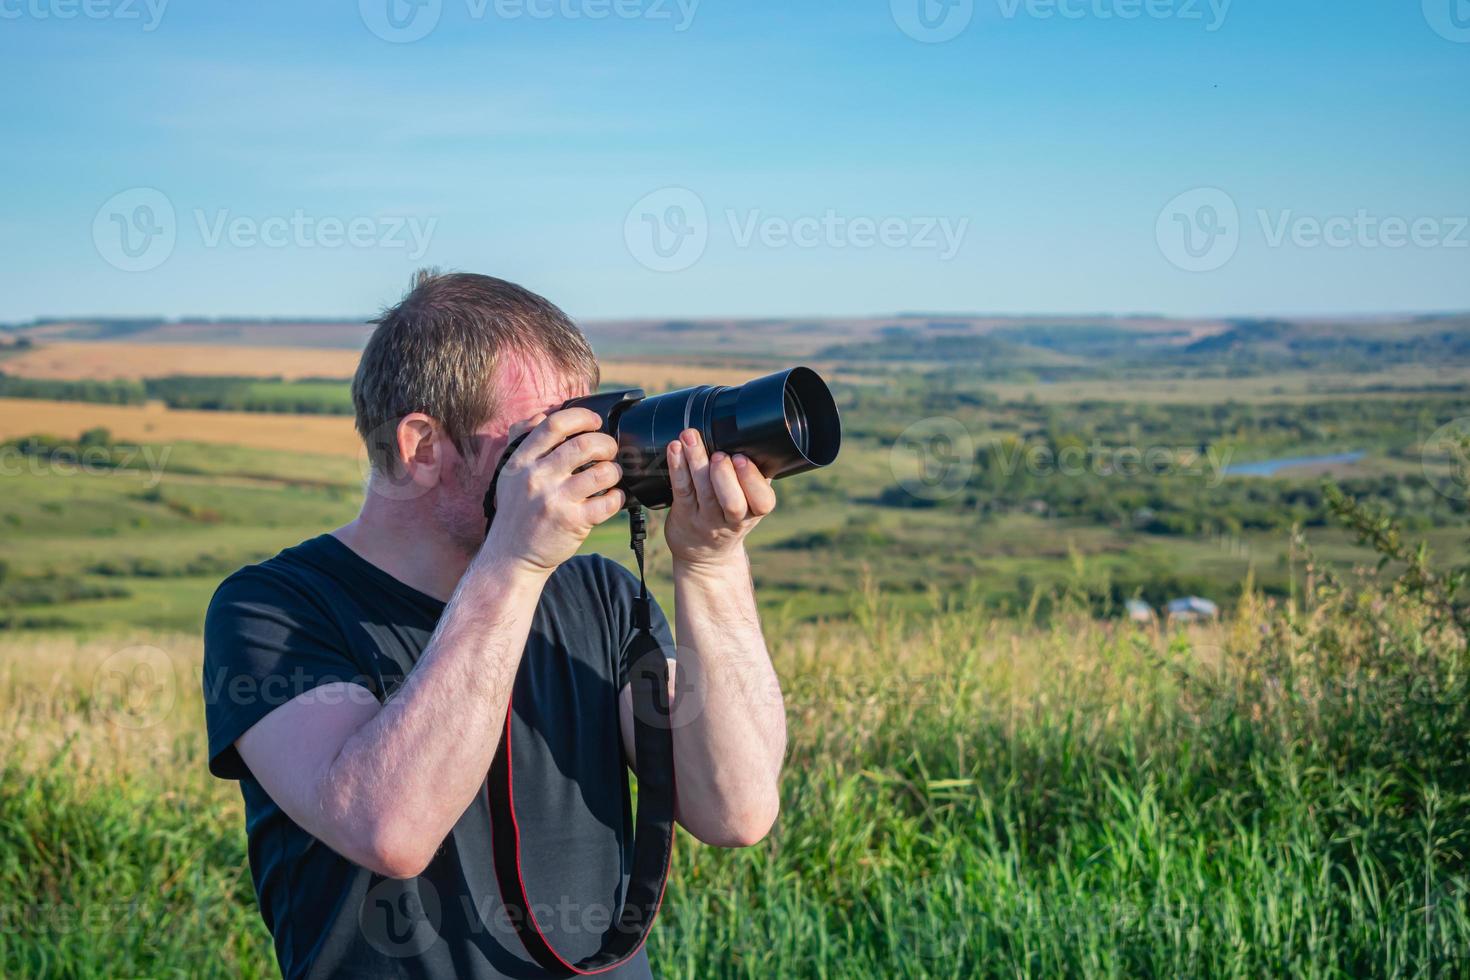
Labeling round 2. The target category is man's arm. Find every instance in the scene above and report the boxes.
[620,429,786,848]
[236,554,547,878]
[233,408,624,879]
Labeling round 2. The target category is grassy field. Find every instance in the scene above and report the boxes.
[5,428,1456,633]
[980,366,1470,404]
[6,540,1470,977]
[2,357,1466,629]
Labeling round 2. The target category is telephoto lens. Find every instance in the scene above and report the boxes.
[486,366,842,522]
[599,365,842,509]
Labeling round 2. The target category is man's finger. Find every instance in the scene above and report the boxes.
[733,454,776,517]
[681,429,716,517]
[507,412,547,443]
[581,487,627,525]
[668,441,696,504]
[492,413,547,475]
[548,431,619,474]
[708,452,748,523]
[518,407,604,460]
[567,460,622,499]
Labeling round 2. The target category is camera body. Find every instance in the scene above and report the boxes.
[486,366,841,518]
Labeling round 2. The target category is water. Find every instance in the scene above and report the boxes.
[1224,451,1366,477]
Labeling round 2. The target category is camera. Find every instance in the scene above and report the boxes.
[488,366,842,513]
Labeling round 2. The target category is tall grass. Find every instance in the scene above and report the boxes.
[660,574,1470,977]
[0,634,272,976]
[4,518,1469,977]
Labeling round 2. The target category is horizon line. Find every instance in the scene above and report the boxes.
[5,309,1469,330]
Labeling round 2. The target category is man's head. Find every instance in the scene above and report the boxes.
[352,270,599,551]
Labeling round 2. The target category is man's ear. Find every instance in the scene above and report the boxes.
[395,413,445,489]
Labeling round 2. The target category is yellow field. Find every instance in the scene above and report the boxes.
[3,342,364,381]
[594,359,766,391]
[2,341,763,392]
[0,397,359,456]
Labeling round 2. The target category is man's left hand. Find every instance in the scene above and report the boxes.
[663,428,776,569]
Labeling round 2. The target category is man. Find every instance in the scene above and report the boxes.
[203,271,787,979]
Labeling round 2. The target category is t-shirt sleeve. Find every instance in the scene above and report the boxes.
[202,567,369,780]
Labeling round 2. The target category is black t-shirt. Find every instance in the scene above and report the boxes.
[202,534,674,980]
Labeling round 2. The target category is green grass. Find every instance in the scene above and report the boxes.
[0,739,272,976]
[0,441,363,631]
[6,556,1470,977]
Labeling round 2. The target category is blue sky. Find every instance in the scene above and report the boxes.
[1,0,1466,321]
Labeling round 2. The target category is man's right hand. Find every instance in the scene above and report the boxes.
[484,407,626,574]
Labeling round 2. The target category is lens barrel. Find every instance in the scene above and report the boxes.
[612,366,841,509]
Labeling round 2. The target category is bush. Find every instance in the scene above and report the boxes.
[0,576,130,608]
[0,373,145,404]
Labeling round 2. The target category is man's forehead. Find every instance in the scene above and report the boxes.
[489,352,590,419]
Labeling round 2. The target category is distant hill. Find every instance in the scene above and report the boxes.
[1180,316,1470,371]
[576,314,1228,361]
[816,329,1036,364]
[5,313,1468,380]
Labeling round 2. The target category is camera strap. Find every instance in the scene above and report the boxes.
[483,489,677,975]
